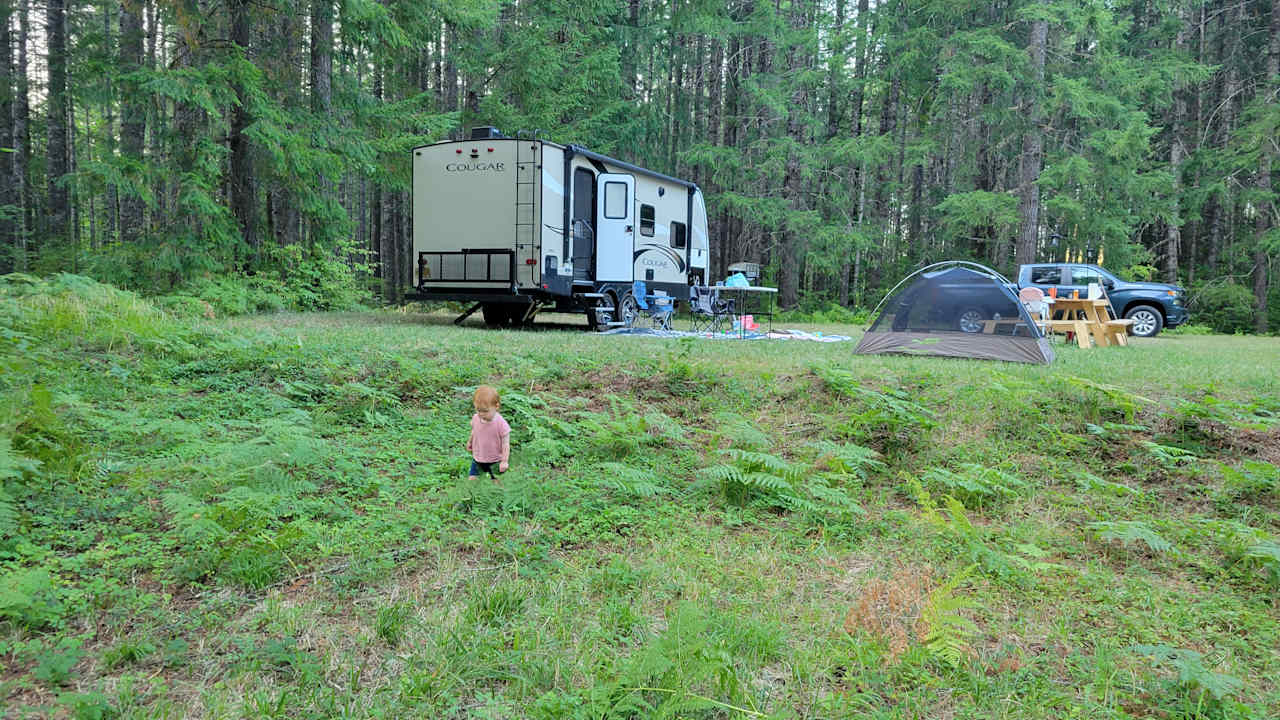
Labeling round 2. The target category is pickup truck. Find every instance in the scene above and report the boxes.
[1017,263,1188,337]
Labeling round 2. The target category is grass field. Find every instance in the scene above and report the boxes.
[2,276,1279,719]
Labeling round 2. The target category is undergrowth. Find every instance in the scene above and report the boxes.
[1,278,1278,718]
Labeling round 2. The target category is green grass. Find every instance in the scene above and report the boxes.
[2,275,1279,718]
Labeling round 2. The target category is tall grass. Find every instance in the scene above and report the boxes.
[1,273,184,350]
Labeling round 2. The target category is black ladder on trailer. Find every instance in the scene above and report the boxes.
[514,141,539,288]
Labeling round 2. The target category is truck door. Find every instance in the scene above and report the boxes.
[1064,265,1105,298]
[595,173,635,282]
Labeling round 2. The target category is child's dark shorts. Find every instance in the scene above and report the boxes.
[470,459,500,478]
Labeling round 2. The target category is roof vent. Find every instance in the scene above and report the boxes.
[469,126,505,140]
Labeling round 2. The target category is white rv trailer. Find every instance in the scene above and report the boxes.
[409,127,710,327]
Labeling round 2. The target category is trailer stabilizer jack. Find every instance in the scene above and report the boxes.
[454,303,484,325]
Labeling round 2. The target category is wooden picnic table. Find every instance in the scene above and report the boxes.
[1047,296,1133,348]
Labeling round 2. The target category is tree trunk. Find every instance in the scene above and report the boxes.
[312,0,333,115]
[779,1,808,310]
[229,0,258,263]
[310,0,334,249]
[1255,0,1279,333]
[15,0,29,268]
[272,10,301,250]
[119,0,146,245]
[147,0,164,227]
[1015,11,1048,268]
[444,25,458,112]
[46,0,70,248]
[827,0,845,139]
[99,0,117,246]
[1,0,13,272]
[623,0,640,97]
[1208,6,1243,277]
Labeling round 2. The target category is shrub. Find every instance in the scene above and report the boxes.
[1190,282,1254,334]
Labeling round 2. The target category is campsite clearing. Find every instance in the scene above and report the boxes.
[3,288,1279,719]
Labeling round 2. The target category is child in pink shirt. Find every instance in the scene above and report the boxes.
[467,385,510,481]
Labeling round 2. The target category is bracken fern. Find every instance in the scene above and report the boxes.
[1089,520,1175,555]
[919,565,979,668]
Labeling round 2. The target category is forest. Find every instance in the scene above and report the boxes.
[1,0,1278,331]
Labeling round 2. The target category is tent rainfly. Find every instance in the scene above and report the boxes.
[854,261,1055,365]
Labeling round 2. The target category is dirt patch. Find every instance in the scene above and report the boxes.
[1226,425,1280,465]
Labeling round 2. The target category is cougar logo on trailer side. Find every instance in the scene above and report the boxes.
[445,162,505,172]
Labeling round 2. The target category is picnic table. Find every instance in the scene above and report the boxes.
[977,295,1134,348]
[1045,296,1133,348]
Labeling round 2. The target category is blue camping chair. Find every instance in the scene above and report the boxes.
[630,280,675,330]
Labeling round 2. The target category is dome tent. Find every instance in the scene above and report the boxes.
[854,261,1054,364]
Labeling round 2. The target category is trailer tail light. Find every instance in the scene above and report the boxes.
[488,148,494,152]
[455,149,462,154]
[525,258,536,265]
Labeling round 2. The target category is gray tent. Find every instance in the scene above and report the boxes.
[854,261,1054,364]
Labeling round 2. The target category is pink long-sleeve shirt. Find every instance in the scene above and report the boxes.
[468,412,510,463]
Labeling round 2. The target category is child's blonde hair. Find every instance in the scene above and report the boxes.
[473,385,500,410]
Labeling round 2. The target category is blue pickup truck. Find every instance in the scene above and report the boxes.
[1017,263,1188,337]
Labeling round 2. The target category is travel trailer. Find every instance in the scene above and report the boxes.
[409,127,710,327]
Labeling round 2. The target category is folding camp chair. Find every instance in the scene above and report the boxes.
[689,285,724,333]
[631,280,675,330]
[1018,286,1053,340]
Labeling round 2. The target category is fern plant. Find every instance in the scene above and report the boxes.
[1220,460,1279,500]
[706,411,771,450]
[1131,644,1244,703]
[595,603,761,720]
[1062,375,1152,423]
[922,463,1027,509]
[906,479,1039,583]
[694,447,862,518]
[918,566,979,668]
[808,440,884,481]
[1243,541,1280,589]
[816,368,936,453]
[1089,521,1175,555]
[595,462,671,498]
[1141,440,1200,468]
[1074,472,1142,498]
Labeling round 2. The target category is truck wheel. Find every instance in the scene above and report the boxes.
[481,304,510,327]
[1125,305,1163,337]
[956,306,986,333]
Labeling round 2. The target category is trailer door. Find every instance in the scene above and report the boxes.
[595,173,635,282]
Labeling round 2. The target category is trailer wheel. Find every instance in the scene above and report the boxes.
[481,304,510,327]
[618,291,640,328]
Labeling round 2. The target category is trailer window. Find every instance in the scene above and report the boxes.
[640,204,655,236]
[603,182,628,219]
[670,221,687,249]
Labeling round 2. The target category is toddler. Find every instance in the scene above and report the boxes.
[466,385,510,481]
